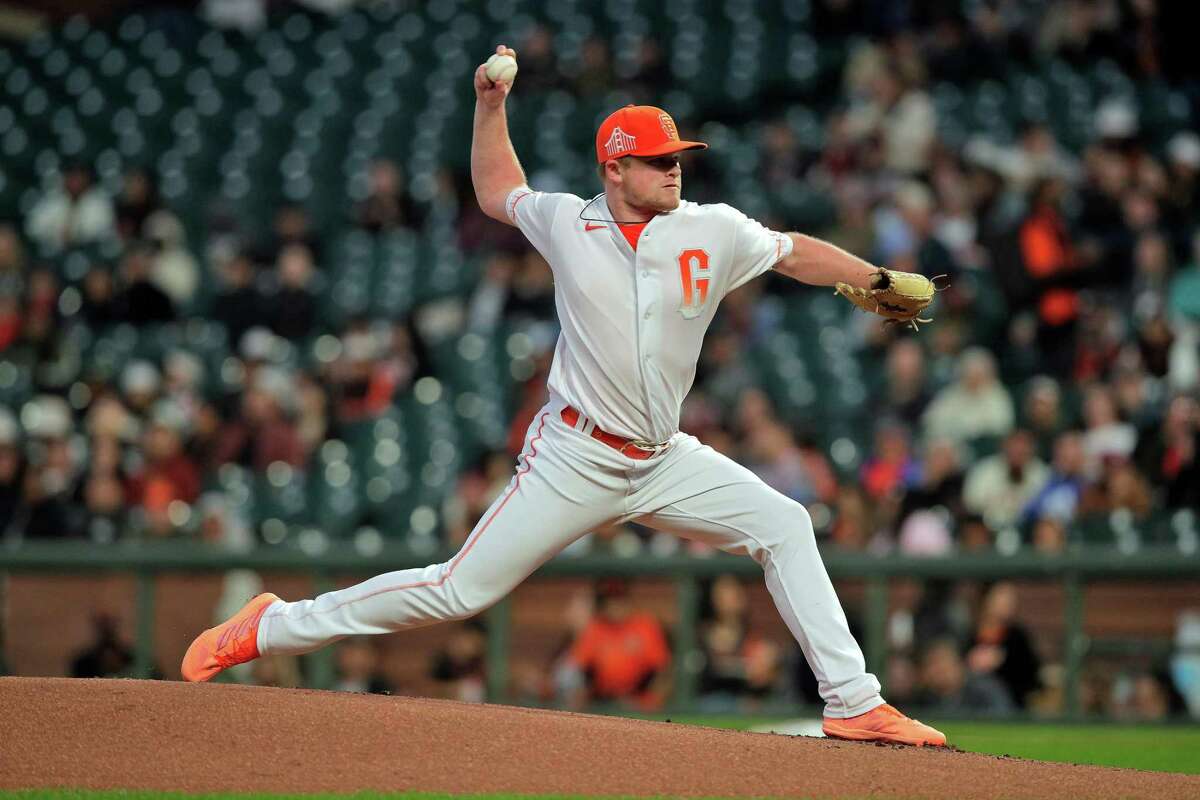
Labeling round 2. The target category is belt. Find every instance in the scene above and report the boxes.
[560,406,671,460]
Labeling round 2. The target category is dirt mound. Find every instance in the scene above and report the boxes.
[1,678,1195,798]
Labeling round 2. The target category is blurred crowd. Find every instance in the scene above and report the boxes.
[61,573,1196,720]
[2,0,1199,715]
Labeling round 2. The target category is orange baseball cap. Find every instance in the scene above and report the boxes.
[595,105,707,164]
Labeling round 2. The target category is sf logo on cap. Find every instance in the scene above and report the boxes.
[658,113,679,141]
[604,126,637,158]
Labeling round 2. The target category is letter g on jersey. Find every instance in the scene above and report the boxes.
[677,249,711,319]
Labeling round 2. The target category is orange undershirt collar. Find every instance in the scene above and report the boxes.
[617,221,649,252]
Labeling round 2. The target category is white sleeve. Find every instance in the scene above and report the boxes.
[505,186,573,260]
[724,205,793,294]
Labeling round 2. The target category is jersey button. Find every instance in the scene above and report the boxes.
[641,270,649,277]
[643,310,651,319]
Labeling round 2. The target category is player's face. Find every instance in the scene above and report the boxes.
[617,154,682,211]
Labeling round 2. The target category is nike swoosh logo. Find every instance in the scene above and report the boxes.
[584,222,606,231]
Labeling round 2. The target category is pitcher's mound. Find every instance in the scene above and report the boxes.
[1,678,1196,798]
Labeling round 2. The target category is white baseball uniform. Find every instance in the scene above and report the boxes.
[257,188,884,718]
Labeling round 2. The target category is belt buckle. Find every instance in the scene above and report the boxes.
[627,438,667,455]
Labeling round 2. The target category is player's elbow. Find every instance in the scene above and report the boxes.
[474,185,516,227]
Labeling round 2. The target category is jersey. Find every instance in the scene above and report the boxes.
[505,188,793,442]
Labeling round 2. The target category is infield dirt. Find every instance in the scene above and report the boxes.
[1,677,1196,798]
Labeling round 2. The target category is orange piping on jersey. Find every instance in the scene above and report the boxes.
[277,412,550,621]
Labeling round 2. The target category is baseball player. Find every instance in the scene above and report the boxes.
[184,45,943,747]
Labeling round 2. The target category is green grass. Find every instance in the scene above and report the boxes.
[652,715,1200,775]
[937,721,1200,774]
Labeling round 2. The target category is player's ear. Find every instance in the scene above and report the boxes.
[601,159,622,186]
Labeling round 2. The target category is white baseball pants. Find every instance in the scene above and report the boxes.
[257,395,884,718]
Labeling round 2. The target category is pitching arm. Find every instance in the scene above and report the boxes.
[471,44,525,226]
[773,233,877,290]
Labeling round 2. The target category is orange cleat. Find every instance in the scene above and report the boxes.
[181,592,279,682]
[823,703,947,747]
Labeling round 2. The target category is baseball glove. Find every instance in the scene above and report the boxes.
[834,268,940,330]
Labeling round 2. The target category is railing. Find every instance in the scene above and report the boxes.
[3,542,1198,716]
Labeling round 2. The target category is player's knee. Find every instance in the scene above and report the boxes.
[442,576,503,620]
[767,500,816,557]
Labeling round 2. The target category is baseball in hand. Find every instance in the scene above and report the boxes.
[485,53,518,84]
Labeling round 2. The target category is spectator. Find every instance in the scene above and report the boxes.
[0,295,19,353]
[269,243,319,341]
[25,161,115,252]
[145,210,199,308]
[515,24,561,93]
[114,167,161,242]
[556,579,670,711]
[1021,376,1067,459]
[1023,430,1089,525]
[1072,305,1125,382]
[213,368,307,471]
[0,223,25,299]
[572,36,613,98]
[210,252,263,348]
[914,637,1014,714]
[699,330,757,412]
[860,420,918,502]
[69,613,135,678]
[332,637,393,694]
[883,337,931,420]
[966,582,1042,708]
[1081,383,1138,474]
[698,576,781,709]
[0,408,24,537]
[1030,513,1069,553]
[329,324,399,423]
[466,254,518,332]
[1130,231,1173,323]
[21,267,60,354]
[828,485,877,551]
[844,53,936,175]
[114,245,175,326]
[889,180,959,280]
[744,418,821,505]
[924,347,1015,445]
[20,395,84,539]
[293,371,329,457]
[1167,229,1200,323]
[78,434,127,543]
[79,265,120,330]
[1113,671,1184,721]
[957,513,995,552]
[1135,394,1199,510]
[163,350,206,419]
[429,620,487,702]
[252,203,322,266]
[127,402,201,538]
[356,159,423,233]
[120,360,161,418]
[1018,177,1091,375]
[1079,459,1154,521]
[963,429,1050,531]
[1170,610,1200,718]
[898,437,965,525]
